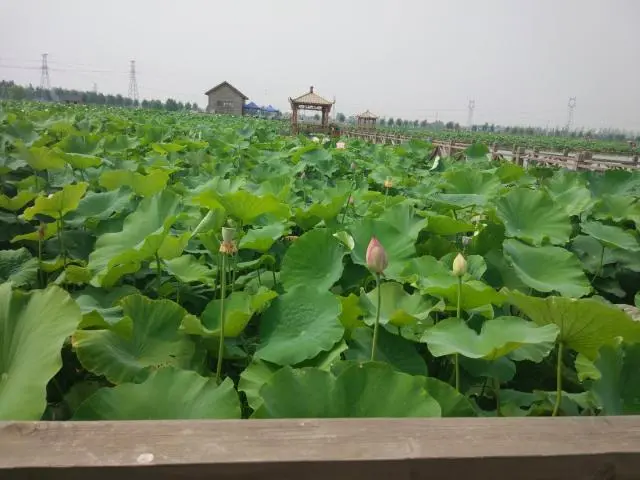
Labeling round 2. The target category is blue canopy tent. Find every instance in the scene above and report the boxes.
[243,101,262,115]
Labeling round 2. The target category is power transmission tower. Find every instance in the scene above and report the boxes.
[128,60,139,104]
[565,97,576,131]
[39,53,51,101]
[467,99,475,128]
[93,82,98,93]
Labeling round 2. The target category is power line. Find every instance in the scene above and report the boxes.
[128,60,139,103]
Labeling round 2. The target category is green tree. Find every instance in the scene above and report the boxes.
[336,112,346,122]
[387,118,394,127]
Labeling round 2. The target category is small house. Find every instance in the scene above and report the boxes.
[204,81,248,115]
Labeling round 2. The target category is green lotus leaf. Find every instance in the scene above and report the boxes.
[99,169,170,197]
[0,248,38,287]
[360,281,437,327]
[421,377,476,417]
[592,195,640,225]
[151,142,186,154]
[73,294,198,384]
[293,192,348,230]
[238,359,280,411]
[585,169,640,197]
[570,235,617,273]
[345,327,428,375]
[421,316,558,360]
[255,286,344,366]
[196,190,290,224]
[0,191,36,211]
[2,119,39,145]
[73,285,138,334]
[440,253,487,280]
[87,190,181,287]
[22,182,88,220]
[0,284,81,419]
[338,293,366,331]
[430,193,488,208]
[280,228,345,291]
[424,214,474,235]
[253,362,441,418]
[574,353,601,382]
[504,289,640,359]
[182,288,277,337]
[157,232,190,260]
[62,152,102,169]
[443,169,501,196]
[104,134,140,153]
[543,172,595,217]
[55,133,103,155]
[503,239,591,298]
[298,340,349,370]
[65,188,133,227]
[163,254,216,286]
[581,221,640,251]
[495,188,571,246]
[239,222,290,252]
[584,344,640,414]
[16,144,66,171]
[73,368,240,420]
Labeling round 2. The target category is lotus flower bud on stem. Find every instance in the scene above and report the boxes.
[220,226,238,255]
[384,177,393,189]
[452,253,467,277]
[350,161,357,170]
[38,222,46,241]
[366,236,388,274]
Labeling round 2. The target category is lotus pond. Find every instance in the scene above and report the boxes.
[0,101,639,421]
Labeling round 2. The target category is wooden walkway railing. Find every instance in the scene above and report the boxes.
[342,129,640,172]
[1,417,640,479]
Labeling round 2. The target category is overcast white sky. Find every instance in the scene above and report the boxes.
[1,0,638,130]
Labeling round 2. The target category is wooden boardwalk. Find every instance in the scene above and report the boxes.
[342,129,640,172]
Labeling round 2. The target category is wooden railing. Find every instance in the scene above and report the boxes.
[2,417,640,479]
[341,129,640,172]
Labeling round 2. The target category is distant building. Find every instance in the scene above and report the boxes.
[204,81,248,115]
[60,93,83,104]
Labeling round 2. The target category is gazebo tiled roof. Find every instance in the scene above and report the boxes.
[290,86,333,106]
[357,110,378,119]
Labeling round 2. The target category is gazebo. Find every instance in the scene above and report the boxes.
[356,110,378,130]
[289,86,334,134]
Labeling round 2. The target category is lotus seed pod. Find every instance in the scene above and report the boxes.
[366,236,388,274]
[461,235,472,247]
[221,227,235,243]
[383,177,393,188]
[452,253,467,277]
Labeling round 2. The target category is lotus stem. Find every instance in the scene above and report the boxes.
[455,276,462,392]
[457,276,462,319]
[591,244,605,285]
[552,342,564,417]
[370,273,382,361]
[494,377,501,417]
[57,214,66,267]
[272,267,277,287]
[155,252,162,293]
[216,253,227,384]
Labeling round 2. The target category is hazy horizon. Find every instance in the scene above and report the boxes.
[1,0,638,131]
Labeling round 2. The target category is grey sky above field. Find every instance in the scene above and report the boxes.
[1,0,638,130]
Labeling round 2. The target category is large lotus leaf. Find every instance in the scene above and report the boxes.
[504,289,640,359]
[280,228,345,291]
[345,327,428,375]
[293,193,348,230]
[300,148,336,176]
[592,195,640,226]
[255,287,343,366]
[543,172,595,217]
[503,239,591,298]
[0,248,38,287]
[73,294,197,384]
[22,182,88,220]
[73,368,240,420]
[0,191,36,211]
[421,377,476,417]
[65,188,133,227]
[163,254,216,286]
[99,169,169,197]
[16,144,66,171]
[440,253,487,280]
[87,190,181,287]
[253,362,440,418]
[581,221,640,251]
[2,119,39,145]
[495,188,571,246]
[421,316,558,360]
[12,222,59,244]
[429,193,488,208]
[424,214,474,235]
[72,285,138,333]
[586,170,640,197]
[55,133,103,155]
[196,190,290,224]
[360,282,436,327]
[442,169,501,197]
[338,293,366,331]
[239,222,290,252]
[570,235,618,273]
[151,142,186,154]
[238,359,281,411]
[62,152,102,169]
[104,134,140,153]
[182,288,277,337]
[0,284,81,420]
[157,232,190,260]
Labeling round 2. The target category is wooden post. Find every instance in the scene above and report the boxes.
[533,147,539,159]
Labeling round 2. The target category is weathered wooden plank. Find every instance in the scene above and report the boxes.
[1,417,640,479]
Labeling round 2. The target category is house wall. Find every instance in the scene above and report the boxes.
[206,85,244,115]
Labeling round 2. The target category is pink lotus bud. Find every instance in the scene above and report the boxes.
[366,236,388,274]
[336,142,346,149]
[452,253,467,277]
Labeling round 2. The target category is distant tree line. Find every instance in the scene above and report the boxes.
[0,80,199,112]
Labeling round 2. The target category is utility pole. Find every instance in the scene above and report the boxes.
[93,82,98,93]
[39,53,51,101]
[467,99,475,129]
[128,60,139,104]
[566,97,576,131]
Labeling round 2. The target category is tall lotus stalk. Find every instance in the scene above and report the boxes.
[552,342,564,417]
[452,252,467,392]
[217,226,237,383]
[383,177,392,207]
[37,221,45,287]
[366,236,388,361]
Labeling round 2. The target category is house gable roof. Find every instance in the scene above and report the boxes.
[204,81,248,100]
[289,86,333,106]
